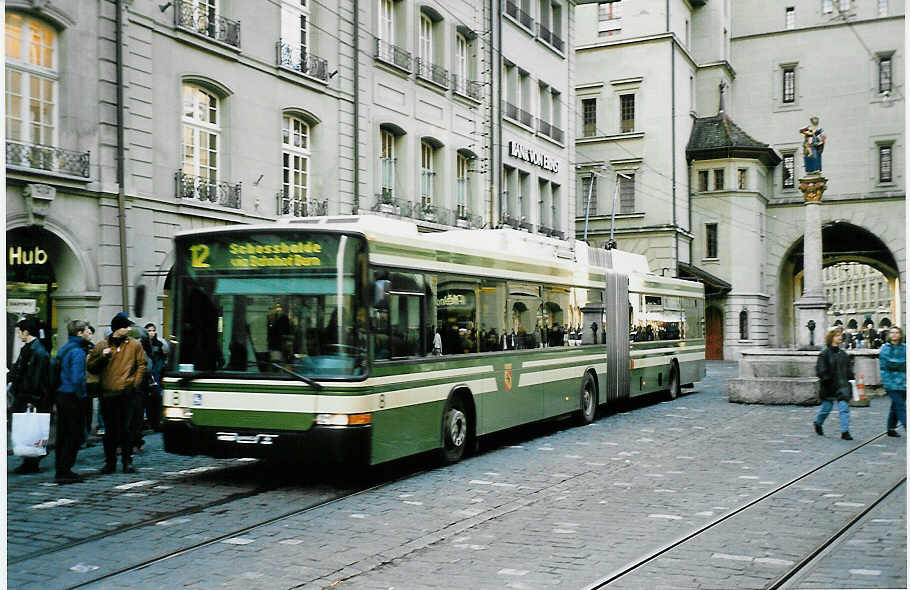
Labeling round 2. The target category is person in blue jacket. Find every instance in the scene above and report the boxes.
[54,319,93,484]
[879,326,906,437]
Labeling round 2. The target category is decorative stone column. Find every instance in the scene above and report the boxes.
[794,175,829,349]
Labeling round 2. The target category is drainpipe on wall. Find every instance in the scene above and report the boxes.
[352,0,360,214]
[492,0,501,226]
[668,0,678,277]
[115,0,130,311]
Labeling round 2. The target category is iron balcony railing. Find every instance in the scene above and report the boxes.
[372,193,412,216]
[374,38,412,72]
[537,118,564,143]
[176,171,241,208]
[455,207,482,229]
[416,58,448,88]
[519,108,533,127]
[519,218,533,231]
[538,118,552,137]
[175,0,241,48]
[277,191,327,217]
[519,6,534,29]
[6,141,90,178]
[536,23,564,52]
[452,74,483,101]
[276,41,329,81]
[501,214,521,228]
[502,100,519,121]
[504,0,519,20]
[538,225,554,237]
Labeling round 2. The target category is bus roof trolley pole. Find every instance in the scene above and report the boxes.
[607,172,632,249]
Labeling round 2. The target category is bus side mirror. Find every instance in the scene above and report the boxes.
[134,285,146,318]
[374,280,391,309]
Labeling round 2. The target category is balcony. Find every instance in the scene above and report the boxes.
[504,0,534,30]
[416,58,448,89]
[452,74,483,101]
[276,41,329,82]
[374,38,412,72]
[176,171,241,208]
[455,206,482,229]
[277,191,327,217]
[519,108,534,128]
[501,214,521,229]
[175,0,241,49]
[537,118,564,143]
[6,141,90,178]
[536,23,564,52]
[503,100,519,121]
[372,193,411,217]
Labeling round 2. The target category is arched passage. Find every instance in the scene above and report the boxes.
[777,221,901,347]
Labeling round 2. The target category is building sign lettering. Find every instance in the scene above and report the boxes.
[9,246,48,266]
[508,141,560,173]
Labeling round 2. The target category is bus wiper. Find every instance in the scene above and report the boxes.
[270,362,324,391]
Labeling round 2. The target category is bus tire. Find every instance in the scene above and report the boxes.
[667,362,681,400]
[576,373,597,425]
[441,395,470,464]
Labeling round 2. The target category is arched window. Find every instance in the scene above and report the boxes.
[739,309,749,340]
[5,13,57,146]
[181,83,220,184]
[281,114,310,216]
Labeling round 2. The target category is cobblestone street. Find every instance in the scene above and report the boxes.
[7,362,906,589]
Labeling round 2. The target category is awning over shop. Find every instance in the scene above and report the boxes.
[677,262,732,297]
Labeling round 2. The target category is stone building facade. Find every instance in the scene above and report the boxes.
[5,0,577,359]
[574,0,905,359]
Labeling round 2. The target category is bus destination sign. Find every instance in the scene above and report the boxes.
[188,239,323,270]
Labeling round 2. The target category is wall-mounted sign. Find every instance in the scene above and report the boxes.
[508,141,561,173]
[7,299,37,314]
[9,246,48,266]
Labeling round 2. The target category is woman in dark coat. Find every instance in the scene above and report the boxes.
[814,328,854,440]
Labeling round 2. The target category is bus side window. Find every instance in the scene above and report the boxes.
[508,283,541,350]
[477,280,506,352]
[542,286,571,347]
[436,276,479,355]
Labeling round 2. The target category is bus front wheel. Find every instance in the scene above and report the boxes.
[441,396,470,464]
[667,363,681,400]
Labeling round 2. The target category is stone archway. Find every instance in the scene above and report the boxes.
[777,221,901,347]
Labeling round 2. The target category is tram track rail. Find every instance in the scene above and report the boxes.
[582,431,903,590]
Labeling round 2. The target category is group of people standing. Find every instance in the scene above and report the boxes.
[8,312,169,484]
[814,325,906,441]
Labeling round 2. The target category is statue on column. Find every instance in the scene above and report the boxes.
[799,116,826,175]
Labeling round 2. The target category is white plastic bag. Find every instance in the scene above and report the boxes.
[849,379,859,402]
[12,409,50,457]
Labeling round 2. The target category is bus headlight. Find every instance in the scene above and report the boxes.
[316,413,371,426]
[164,407,193,420]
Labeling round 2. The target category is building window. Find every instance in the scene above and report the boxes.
[582,98,597,137]
[879,144,892,182]
[281,0,308,57]
[714,169,725,191]
[281,115,310,215]
[619,93,635,133]
[455,33,467,84]
[181,84,220,184]
[822,0,833,14]
[518,171,529,220]
[838,0,850,11]
[580,174,597,215]
[378,0,394,44]
[598,1,622,36]
[706,223,718,258]
[5,13,56,146]
[782,67,796,103]
[503,165,515,219]
[737,168,747,190]
[551,89,562,139]
[456,153,469,218]
[739,309,749,340]
[698,170,709,192]
[782,153,795,188]
[785,7,795,29]
[879,0,888,16]
[551,183,561,234]
[538,179,549,228]
[619,173,634,213]
[518,70,531,125]
[379,128,395,200]
[418,13,432,66]
[420,140,435,211]
[879,55,892,93]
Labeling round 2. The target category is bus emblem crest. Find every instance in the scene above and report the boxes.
[503,364,513,392]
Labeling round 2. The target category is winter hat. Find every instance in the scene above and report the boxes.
[110,312,134,331]
[15,317,39,335]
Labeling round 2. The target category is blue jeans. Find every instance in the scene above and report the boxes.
[886,390,906,430]
[815,399,850,433]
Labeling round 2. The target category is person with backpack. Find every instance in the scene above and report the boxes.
[9,317,51,474]
[53,319,93,484]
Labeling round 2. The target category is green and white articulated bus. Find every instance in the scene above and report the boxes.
[161,215,705,465]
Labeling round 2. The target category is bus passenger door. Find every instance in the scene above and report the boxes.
[604,271,630,405]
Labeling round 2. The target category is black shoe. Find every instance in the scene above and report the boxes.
[100,463,116,475]
[814,423,824,436]
[887,429,901,437]
[54,471,85,484]
[841,432,853,440]
[122,462,136,474]
[13,462,40,475]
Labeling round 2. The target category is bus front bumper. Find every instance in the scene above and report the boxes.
[161,420,371,465]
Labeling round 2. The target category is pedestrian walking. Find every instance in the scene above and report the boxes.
[143,323,169,432]
[53,319,92,484]
[9,317,52,474]
[814,327,854,440]
[87,312,147,474]
[879,326,906,437]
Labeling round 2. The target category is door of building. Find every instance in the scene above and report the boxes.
[705,306,723,360]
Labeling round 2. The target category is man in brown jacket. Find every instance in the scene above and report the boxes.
[87,312,147,473]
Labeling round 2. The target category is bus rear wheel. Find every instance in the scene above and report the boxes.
[576,374,597,425]
[441,396,470,464]
[667,363,681,400]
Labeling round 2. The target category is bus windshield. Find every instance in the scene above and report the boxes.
[172,231,368,379]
